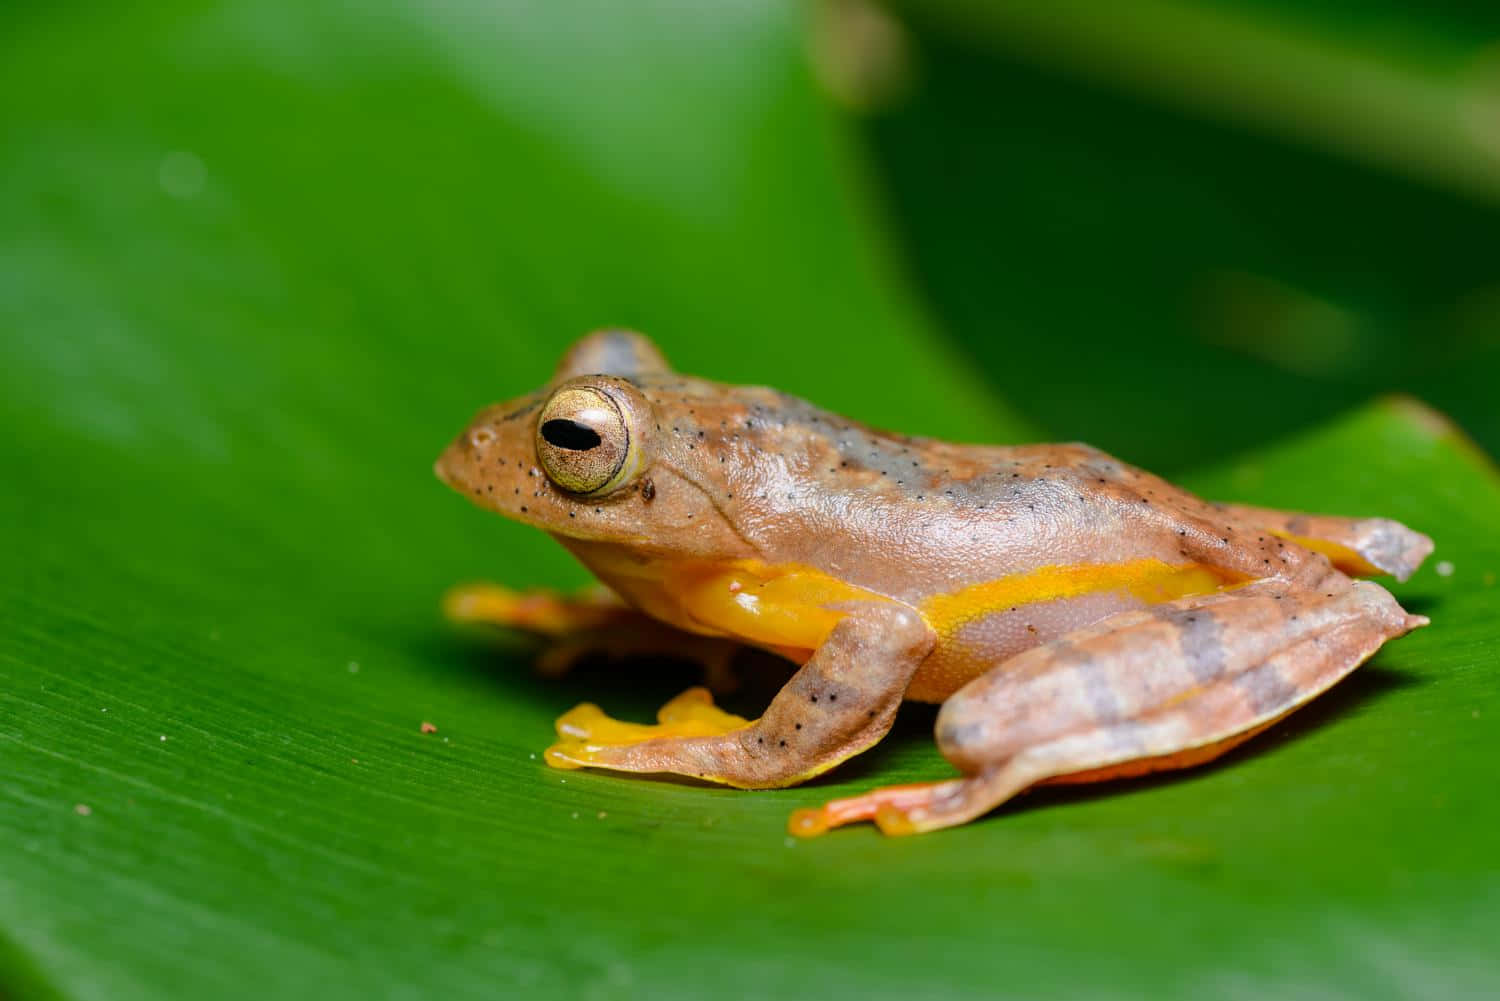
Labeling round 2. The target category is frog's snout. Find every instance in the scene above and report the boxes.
[434,430,477,493]
[433,451,456,490]
[435,411,526,504]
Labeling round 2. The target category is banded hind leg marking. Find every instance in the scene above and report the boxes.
[791,571,1426,836]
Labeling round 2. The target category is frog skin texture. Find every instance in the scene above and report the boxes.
[435,330,1431,836]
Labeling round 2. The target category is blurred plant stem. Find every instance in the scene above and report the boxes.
[886,0,1500,203]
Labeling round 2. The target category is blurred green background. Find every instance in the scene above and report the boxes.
[871,0,1500,470]
[2,2,1496,1000]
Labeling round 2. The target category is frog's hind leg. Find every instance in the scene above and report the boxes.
[1217,504,1433,582]
[792,571,1426,837]
[444,582,740,691]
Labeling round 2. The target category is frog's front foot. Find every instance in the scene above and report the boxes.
[444,581,627,635]
[544,687,751,775]
[445,582,742,692]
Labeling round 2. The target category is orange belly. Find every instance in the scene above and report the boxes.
[563,539,1243,704]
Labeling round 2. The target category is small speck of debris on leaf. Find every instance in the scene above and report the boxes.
[597,811,607,820]
[74,804,92,816]
[1436,560,1455,577]
[347,661,360,673]
[420,721,438,734]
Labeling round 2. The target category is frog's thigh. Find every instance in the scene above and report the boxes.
[545,602,932,789]
[1217,504,1433,582]
[796,576,1425,836]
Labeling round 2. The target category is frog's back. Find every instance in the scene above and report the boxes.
[636,384,1320,700]
[634,375,1297,582]
[710,425,1248,594]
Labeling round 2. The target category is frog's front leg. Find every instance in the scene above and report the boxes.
[793,568,1425,836]
[545,602,933,788]
[444,582,740,692]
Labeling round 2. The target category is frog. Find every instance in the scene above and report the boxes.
[434,329,1432,836]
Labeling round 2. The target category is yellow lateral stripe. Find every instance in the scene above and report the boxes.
[921,559,1237,634]
[1268,530,1383,577]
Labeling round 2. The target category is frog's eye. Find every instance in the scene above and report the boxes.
[535,383,647,496]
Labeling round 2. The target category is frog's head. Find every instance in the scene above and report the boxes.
[435,330,754,559]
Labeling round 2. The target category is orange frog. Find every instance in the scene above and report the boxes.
[435,331,1431,836]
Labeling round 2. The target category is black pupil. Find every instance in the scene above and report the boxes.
[541,419,602,451]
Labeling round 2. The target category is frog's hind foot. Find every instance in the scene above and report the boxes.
[788,778,970,837]
[795,574,1426,836]
[789,764,1061,837]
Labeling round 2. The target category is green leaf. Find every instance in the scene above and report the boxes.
[4,3,1498,1001]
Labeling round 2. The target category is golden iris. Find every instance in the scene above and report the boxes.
[535,384,643,496]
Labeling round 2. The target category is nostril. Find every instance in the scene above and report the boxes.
[470,428,495,447]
